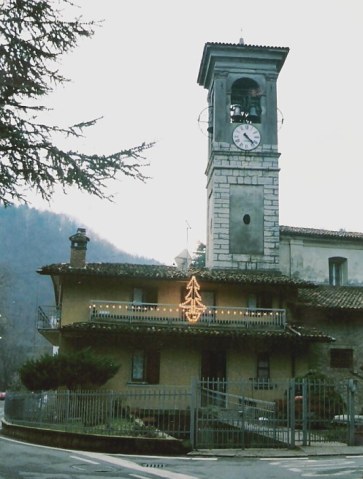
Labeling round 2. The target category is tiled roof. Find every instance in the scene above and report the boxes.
[198,42,289,85]
[280,225,363,242]
[203,41,289,50]
[38,263,313,287]
[298,286,363,310]
[61,321,333,343]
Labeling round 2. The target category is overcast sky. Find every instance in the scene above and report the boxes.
[31,0,363,265]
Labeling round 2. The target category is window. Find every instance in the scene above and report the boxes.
[248,292,273,309]
[200,291,215,321]
[201,350,226,380]
[132,287,157,305]
[330,348,353,368]
[257,353,270,379]
[329,257,347,286]
[253,353,272,390]
[131,350,160,383]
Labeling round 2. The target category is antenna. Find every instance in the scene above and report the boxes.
[186,220,191,251]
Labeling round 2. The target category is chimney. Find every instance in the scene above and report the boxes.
[69,228,90,268]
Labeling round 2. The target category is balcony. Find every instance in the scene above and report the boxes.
[37,301,286,331]
[37,305,60,329]
[90,301,286,330]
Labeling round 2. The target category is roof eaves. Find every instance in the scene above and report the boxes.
[61,321,333,343]
[281,225,363,242]
[37,263,314,288]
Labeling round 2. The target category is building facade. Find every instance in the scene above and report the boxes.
[37,41,363,410]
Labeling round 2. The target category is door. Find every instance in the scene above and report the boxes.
[201,350,226,407]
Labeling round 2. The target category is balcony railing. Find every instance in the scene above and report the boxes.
[37,301,287,331]
[37,305,60,330]
[89,300,286,330]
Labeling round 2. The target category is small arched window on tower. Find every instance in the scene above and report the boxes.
[230,78,262,124]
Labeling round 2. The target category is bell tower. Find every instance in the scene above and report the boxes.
[197,40,289,270]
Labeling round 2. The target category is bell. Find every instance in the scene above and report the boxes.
[247,106,260,123]
[233,104,242,116]
[231,104,244,123]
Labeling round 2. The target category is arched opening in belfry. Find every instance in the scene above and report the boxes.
[230,78,262,124]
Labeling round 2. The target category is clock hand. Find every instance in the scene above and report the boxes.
[243,132,254,144]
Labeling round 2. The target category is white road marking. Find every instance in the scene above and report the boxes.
[75,450,200,479]
[302,471,356,477]
[260,457,310,461]
[190,458,218,461]
[264,457,362,477]
[116,454,217,461]
[70,455,99,464]
[300,460,355,468]
[0,434,75,452]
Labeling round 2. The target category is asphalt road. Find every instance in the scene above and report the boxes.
[1,434,363,479]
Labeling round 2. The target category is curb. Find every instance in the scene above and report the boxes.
[1,420,190,455]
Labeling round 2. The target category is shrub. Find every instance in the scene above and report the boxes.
[19,349,119,391]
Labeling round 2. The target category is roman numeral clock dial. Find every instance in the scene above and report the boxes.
[232,123,261,151]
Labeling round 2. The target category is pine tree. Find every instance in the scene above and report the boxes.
[191,242,206,268]
[0,0,152,206]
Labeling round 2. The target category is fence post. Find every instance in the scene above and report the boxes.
[190,378,197,450]
[240,395,245,450]
[107,391,113,433]
[288,378,295,448]
[302,379,308,446]
[64,390,69,430]
[347,379,357,446]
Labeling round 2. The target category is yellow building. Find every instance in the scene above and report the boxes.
[37,227,332,394]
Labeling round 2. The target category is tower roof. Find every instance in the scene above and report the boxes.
[197,42,289,89]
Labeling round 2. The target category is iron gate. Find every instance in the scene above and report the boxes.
[191,378,360,449]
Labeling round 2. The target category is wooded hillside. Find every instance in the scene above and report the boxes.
[0,205,158,389]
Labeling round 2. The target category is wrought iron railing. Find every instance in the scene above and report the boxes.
[89,300,286,329]
[37,306,60,330]
[37,301,286,330]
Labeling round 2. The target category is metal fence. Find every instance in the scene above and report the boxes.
[194,378,360,449]
[4,378,362,449]
[4,387,191,441]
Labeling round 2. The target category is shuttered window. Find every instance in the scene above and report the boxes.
[131,350,160,383]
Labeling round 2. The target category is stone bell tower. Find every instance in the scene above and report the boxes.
[197,40,289,270]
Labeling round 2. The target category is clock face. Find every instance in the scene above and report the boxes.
[232,124,261,151]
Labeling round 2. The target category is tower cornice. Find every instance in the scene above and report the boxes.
[198,43,289,90]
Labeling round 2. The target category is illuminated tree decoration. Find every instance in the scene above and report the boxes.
[180,275,206,323]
